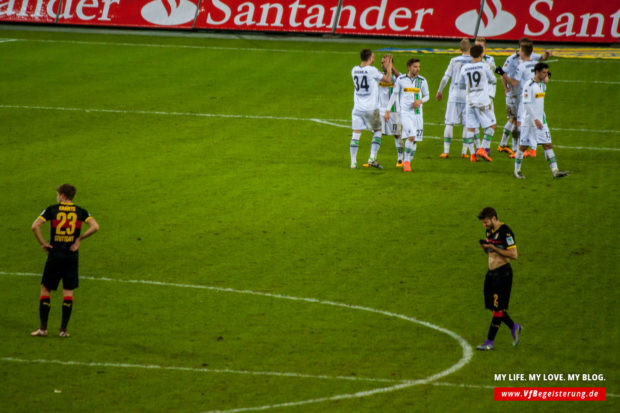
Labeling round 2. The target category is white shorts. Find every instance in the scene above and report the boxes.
[352,108,381,131]
[505,94,518,119]
[514,97,525,123]
[401,113,424,140]
[488,101,497,126]
[520,124,552,147]
[381,111,402,136]
[444,101,466,126]
[464,104,496,129]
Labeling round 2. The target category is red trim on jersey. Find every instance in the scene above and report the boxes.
[493,311,504,317]
[51,220,83,229]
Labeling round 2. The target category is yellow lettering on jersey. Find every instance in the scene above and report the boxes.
[59,205,76,211]
[379,82,393,87]
[535,92,546,98]
[54,235,75,243]
[403,87,420,93]
[55,212,78,235]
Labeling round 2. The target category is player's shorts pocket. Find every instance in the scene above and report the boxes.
[371,109,382,130]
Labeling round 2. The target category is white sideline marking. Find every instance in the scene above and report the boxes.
[552,79,620,85]
[310,118,351,129]
[0,357,395,384]
[0,104,329,122]
[1,104,618,151]
[320,118,620,137]
[311,120,620,151]
[0,38,16,44]
[1,271,473,412]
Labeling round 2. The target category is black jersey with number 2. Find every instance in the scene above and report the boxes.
[485,223,516,251]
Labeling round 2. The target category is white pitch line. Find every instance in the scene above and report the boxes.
[2,353,614,401]
[310,118,351,128]
[0,357,396,384]
[3,274,617,406]
[432,382,493,390]
[1,270,473,412]
[0,104,325,122]
[0,38,16,44]
[323,117,620,135]
[309,120,620,151]
[1,104,619,151]
[552,79,620,85]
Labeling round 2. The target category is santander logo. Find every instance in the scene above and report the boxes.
[455,0,516,36]
[141,0,198,26]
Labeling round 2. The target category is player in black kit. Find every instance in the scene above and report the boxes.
[476,207,521,350]
[31,184,99,338]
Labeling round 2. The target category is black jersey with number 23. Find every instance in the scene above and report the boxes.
[39,202,92,250]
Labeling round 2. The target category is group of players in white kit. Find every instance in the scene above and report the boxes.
[349,37,569,179]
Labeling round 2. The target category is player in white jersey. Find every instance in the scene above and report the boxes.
[385,58,429,173]
[498,38,550,155]
[436,38,472,158]
[375,54,404,168]
[350,49,393,169]
[499,42,541,158]
[513,63,569,179]
[458,45,496,163]
[474,38,498,156]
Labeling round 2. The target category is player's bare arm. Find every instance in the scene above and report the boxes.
[503,74,518,87]
[501,75,510,96]
[70,217,100,252]
[483,243,518,260]
[380,57,393,82]
[32,217,52,253]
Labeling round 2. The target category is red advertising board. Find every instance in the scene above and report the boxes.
[1,0,619,43]
[194,0,338,33]
[56,0,197,29]
[331,0,620,43]
[0,0,60,23]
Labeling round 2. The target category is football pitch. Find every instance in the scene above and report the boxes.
[0,27,618,412]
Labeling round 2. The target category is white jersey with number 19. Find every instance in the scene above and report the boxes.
[458,62,496,108]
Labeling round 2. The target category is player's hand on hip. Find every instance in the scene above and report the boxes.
[70,238,81,252]
[535,119,543,129]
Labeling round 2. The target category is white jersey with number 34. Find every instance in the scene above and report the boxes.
[351,65,384,112]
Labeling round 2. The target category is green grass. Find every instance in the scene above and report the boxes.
[0,27,618,412]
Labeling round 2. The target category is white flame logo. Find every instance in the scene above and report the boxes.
[141,0,198,26]
[455,0,516,37]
